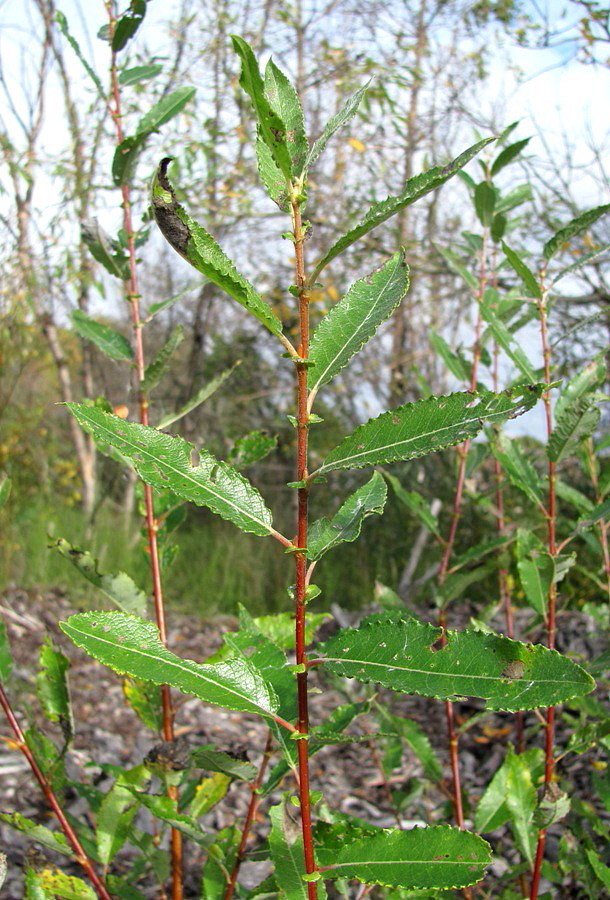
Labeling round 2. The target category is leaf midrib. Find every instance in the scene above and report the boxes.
[64,622,276,717]
[310,254,404,394]
[319,396,527,473]
[75,408,273,534]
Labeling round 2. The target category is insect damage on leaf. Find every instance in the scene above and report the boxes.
[152,157,191,255]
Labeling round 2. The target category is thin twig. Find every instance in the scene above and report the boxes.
[0,684,112,900]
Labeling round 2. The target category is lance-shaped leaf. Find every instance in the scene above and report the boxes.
[501,242,541,298]
[385,472,441,538]
[141,325,184,395]
[320,611,594,711]
[305,83,370,176]
[491,138,531,176]
[544,204,610,261]
[474,182,497,227]
[0,812,72,858]
[480,294,537,382]
[505,748,538,867]
[231,36,292,179]
[307,472,387,560]
[112,0,146,52]
[60,611,279,720]
[552,244,610,286]
[227,430,277,468]
[316,823,490,890]
[313,386,543,478]
[265,60,308,177]
[269,804,308,900]
[38,871,96,899]
[0,622,12,682]
[55,11,105,100]
[308,252,409,401]
[516,529,553,618]
[156,361,239,430]
[97,765,149,866]
[66,405,279,539]
[430,331,470,383]
[51,537,147,616]
[119,63,163,86]
[555,355,606,421]
[312,138,494,281]
[491,432,545,509]
[437,246,479,292]
[36,638,73,742]
[190,746,257,782]
[81,219,129,280]
[151,160,283,339]
[256,137,289,210]
[475,747,543,833]
[72,310,133,361]
[548,398,601,464]
[126,790,212,846]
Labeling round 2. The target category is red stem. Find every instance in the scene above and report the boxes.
[291,197,318,900]
[530,281,557,900]
[105,5,182,896]
[224,731,274,900]
[0,684,112,900]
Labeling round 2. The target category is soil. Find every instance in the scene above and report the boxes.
[0,587,607,898]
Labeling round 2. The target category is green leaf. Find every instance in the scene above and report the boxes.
[51,536,147,616]
[186,772,230,818]
[97,766,149,865]
[430,331,470,383]
[314,386,544,478]
[190,745,257,782]
[38,871,96,900]
[308,252,409,400]
[269,803,307,899]
[81,220,129,279]
[490,212,507,243]
[112,0,147,52]
[480,293,537,382]
[0,621,12,682]
[25,867,54,900]
[449,536,509,572]
[501,242,541,298]
[119,63,163,85]
[316,823,490,890]
[385,473,441,538]
[505,748,537,868]
[543,204,610,261]
[256,137,289,210]
[491,433,545,509]
[227,430,278,468]
[66,405,277,539]
[552,243,610,286]
[60,611,279,720]
[490,138,530,176]
[555,355,607,421]
[376,707,442,782]
[122,677,162,730]
[151,160,283,339]
[137,86,196,135]
[516,529,553,618]
[71,310,133,361]
[312,138,494,281]
[307,472,387,560]
[265,59,308,177]
[141,325,184,395]
[320,611,594,711]
[250,611,330,651]
[146,283,198,320]
[437,564,494,609]
[304,83,369,175]
[231,36,292,179]
[577,497,610,532]
[548,398,601,464]
[156,361,239,429]
[55,11,105,100]
[475,747,543,833]
[474,182,496,227]
[36,638,73,741]
[585,848,610,890]
[126,790,211,845]
[494,183,533,214]
[436,246,479,292]
[111,133,149,187]
[0,812,72,857]
[533,783,571,829]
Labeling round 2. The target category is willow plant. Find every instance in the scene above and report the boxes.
[46,38,601,896]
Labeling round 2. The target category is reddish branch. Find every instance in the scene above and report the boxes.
[224,731,274,900]
[530,281,558,900]
[104,5,182,897]
[291,196,319,899]
[0,684,112,899]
